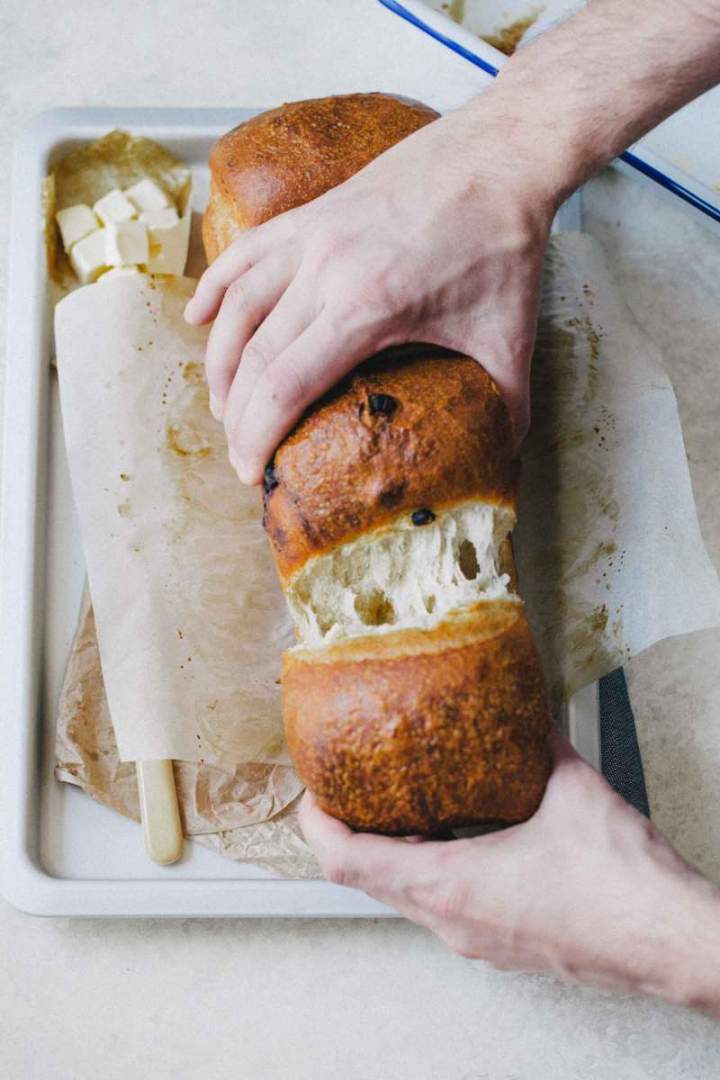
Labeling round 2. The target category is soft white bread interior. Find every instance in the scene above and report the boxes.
[287,501,517,647]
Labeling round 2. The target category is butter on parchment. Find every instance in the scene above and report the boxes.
[125,178,171,214]
[56,204,98,250]
[93,188,136,226]
[69,229,109,284]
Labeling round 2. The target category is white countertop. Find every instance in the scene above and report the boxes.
[2,1,720,1076]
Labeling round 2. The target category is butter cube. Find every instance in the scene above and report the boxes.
[69,229,109,284]
[125,178,172,214]
[94,188,136,226]
[143,208,190,275]
[55,204,98,251]
[105,220,149,266]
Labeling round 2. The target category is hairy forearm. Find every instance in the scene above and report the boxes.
[459,0,720,205]
[556,830,720,1015]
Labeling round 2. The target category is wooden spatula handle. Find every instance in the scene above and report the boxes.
[136,760,184,865]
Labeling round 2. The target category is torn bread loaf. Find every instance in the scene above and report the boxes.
[264,346,552,835]
[205,96,552,834]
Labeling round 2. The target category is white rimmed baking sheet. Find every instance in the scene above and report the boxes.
[1,108,601,918]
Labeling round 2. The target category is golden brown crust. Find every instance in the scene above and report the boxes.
[282,602,552,835]
[205,94,438,259]
[202,180,245,265]
[263,345,518,585]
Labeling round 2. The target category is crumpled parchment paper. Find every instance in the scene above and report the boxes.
[54,231,720,875]
[55,592,317,878]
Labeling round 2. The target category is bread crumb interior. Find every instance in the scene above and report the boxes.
[287,501,516,647]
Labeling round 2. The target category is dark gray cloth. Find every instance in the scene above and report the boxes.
[599,669,651,818]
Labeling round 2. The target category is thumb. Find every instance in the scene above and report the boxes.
[298,792,445,916]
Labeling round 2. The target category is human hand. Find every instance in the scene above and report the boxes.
[300,729,720,1014]
[185,97,558,483]
[186,0,720,486]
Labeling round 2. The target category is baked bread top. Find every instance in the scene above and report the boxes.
[203,92,439,261]
[263,345,519,585]
[282,600,551,834]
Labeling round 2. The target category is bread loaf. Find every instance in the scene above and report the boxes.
[204,95,552,835]
[204,92,438,262]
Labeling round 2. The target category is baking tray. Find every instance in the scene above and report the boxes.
[0,107,600,918]
[380,0,720,229]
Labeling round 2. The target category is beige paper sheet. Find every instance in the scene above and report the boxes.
[514,233,720,704]
[55,274,297,767]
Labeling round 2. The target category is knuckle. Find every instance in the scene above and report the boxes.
[200,263,223,289]
[307,234,341,268]
[322,857,354,888]
[264,363,307,412]
[429,880,473,926]
[241,340,270,374]
[225,278,250,310]
[303,227,358,277]
[356,275,390,310]
[204,263,234,294]
[340,276,395,331]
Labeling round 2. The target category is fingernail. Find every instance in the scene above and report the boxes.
[184,300,197,323]
[235,459,257,486]
[209,393,223,421]
[228,448,239,471]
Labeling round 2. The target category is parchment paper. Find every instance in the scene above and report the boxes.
[55,274,297,767]
[54,231,720,873]
[514,232,720,705]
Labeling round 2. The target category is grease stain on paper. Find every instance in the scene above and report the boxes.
[516,272,623,703]
[166,422,212,458]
